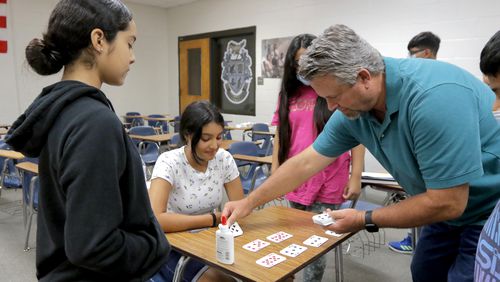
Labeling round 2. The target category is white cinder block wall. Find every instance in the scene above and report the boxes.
[164,0,500,171]
[2,0,500,171]
[0,0,169,123]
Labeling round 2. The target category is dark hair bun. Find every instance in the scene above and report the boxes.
[25,38,64,75]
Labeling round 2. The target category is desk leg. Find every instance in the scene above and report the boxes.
[0,159,10,197]
[334,244,344,282]
[173,255,191,282]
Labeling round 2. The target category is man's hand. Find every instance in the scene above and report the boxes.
[222,198,254,226]
[324,208,365,234]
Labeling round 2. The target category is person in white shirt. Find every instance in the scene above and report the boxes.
[149,101,244,282]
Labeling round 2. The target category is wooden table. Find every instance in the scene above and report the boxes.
[0,124,11,129]
[252,131,275,136]
[360,172,420,252]
[224,126,252,131]
[122,115,146,119]
[167,206,352,282]
[0,149,24,160]
[129,133,173,144]
[361,172,404,195]
[232,154,272,165]
[0,128,8,135]
[143,116,175,122]
[0,149,25,197]
[15,162,38,174]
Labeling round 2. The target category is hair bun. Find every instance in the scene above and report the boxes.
[25,38,64,75]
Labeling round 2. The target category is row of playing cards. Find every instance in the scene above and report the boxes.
[255,243,308,268]
[242,231,293,252]
[254,236,329,268]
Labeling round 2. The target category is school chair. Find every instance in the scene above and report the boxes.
[227,141,268,195]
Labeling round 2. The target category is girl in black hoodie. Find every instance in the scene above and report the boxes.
[6,1,170,281]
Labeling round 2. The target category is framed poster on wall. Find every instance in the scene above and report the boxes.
[217,34,256,115]
[178,26,256,116]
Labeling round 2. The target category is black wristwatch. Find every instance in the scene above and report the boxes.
[364,210,379,233]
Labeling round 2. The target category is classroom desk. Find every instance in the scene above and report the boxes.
[122,115,146,119]
[360,172,420,252]
[129,133,173,144]
[15,162,38,174]
[224,126,252,131]
[232,154,272,165]
[252,131,275,137]
[0,128,8,135]
[167,206,352,282]
[0,149,25,197]
[361,172,405,199]
[142,116,175,122]
[220,140,262,151]
[224,126,253,140]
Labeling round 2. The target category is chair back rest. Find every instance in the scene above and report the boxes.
[147,114,169,133]
[227,141,260,174]
[251,123,271,141]
[125,112,144,126]
[171,133,182,146]
[251,123,273,155]
[22,170,39,207]
[173,115,181,133]
[129,126,156,136]
[223,121,232,140]
[129,126,157,148]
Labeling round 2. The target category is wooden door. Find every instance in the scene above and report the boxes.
[179,38,211,113]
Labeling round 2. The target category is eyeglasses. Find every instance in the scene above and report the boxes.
[408,49,426,58]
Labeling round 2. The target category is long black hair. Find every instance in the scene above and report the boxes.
[277,34,333,165]
[180,101,225,164]
[25,0,132,76]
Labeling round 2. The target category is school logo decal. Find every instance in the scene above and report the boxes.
[221,39,253,104]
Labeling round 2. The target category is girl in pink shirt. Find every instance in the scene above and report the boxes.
[271,34,365,282]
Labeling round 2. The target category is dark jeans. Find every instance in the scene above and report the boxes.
[149,250,206,282]
[411,222,482,282]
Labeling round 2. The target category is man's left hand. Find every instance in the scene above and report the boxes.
[324,208,365,234]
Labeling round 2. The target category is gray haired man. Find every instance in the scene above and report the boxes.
[223,25,500,282]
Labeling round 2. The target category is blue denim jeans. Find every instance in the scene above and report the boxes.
[411,222,482,282]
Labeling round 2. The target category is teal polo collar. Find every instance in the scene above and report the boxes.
[383,57,403,117]
[361,57,401,126]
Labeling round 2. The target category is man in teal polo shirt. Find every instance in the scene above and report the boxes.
[223,24,500,282]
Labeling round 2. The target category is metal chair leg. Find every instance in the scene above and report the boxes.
[24,212,34,251]
[173,256,191,282]
[335,244,344,282]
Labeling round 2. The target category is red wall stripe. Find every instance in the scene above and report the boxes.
[0,40,7,53]
[0,0,7,4]
[0,16,6,29]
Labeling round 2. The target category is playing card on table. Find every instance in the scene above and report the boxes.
[256,253,287,268]
[229,222,243,237]
[242,239,270,252]
[280,244,307,257]
[266,231,293,243]
[325,230,343,237]
[312,213,334,226]
[303,235,329,247]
